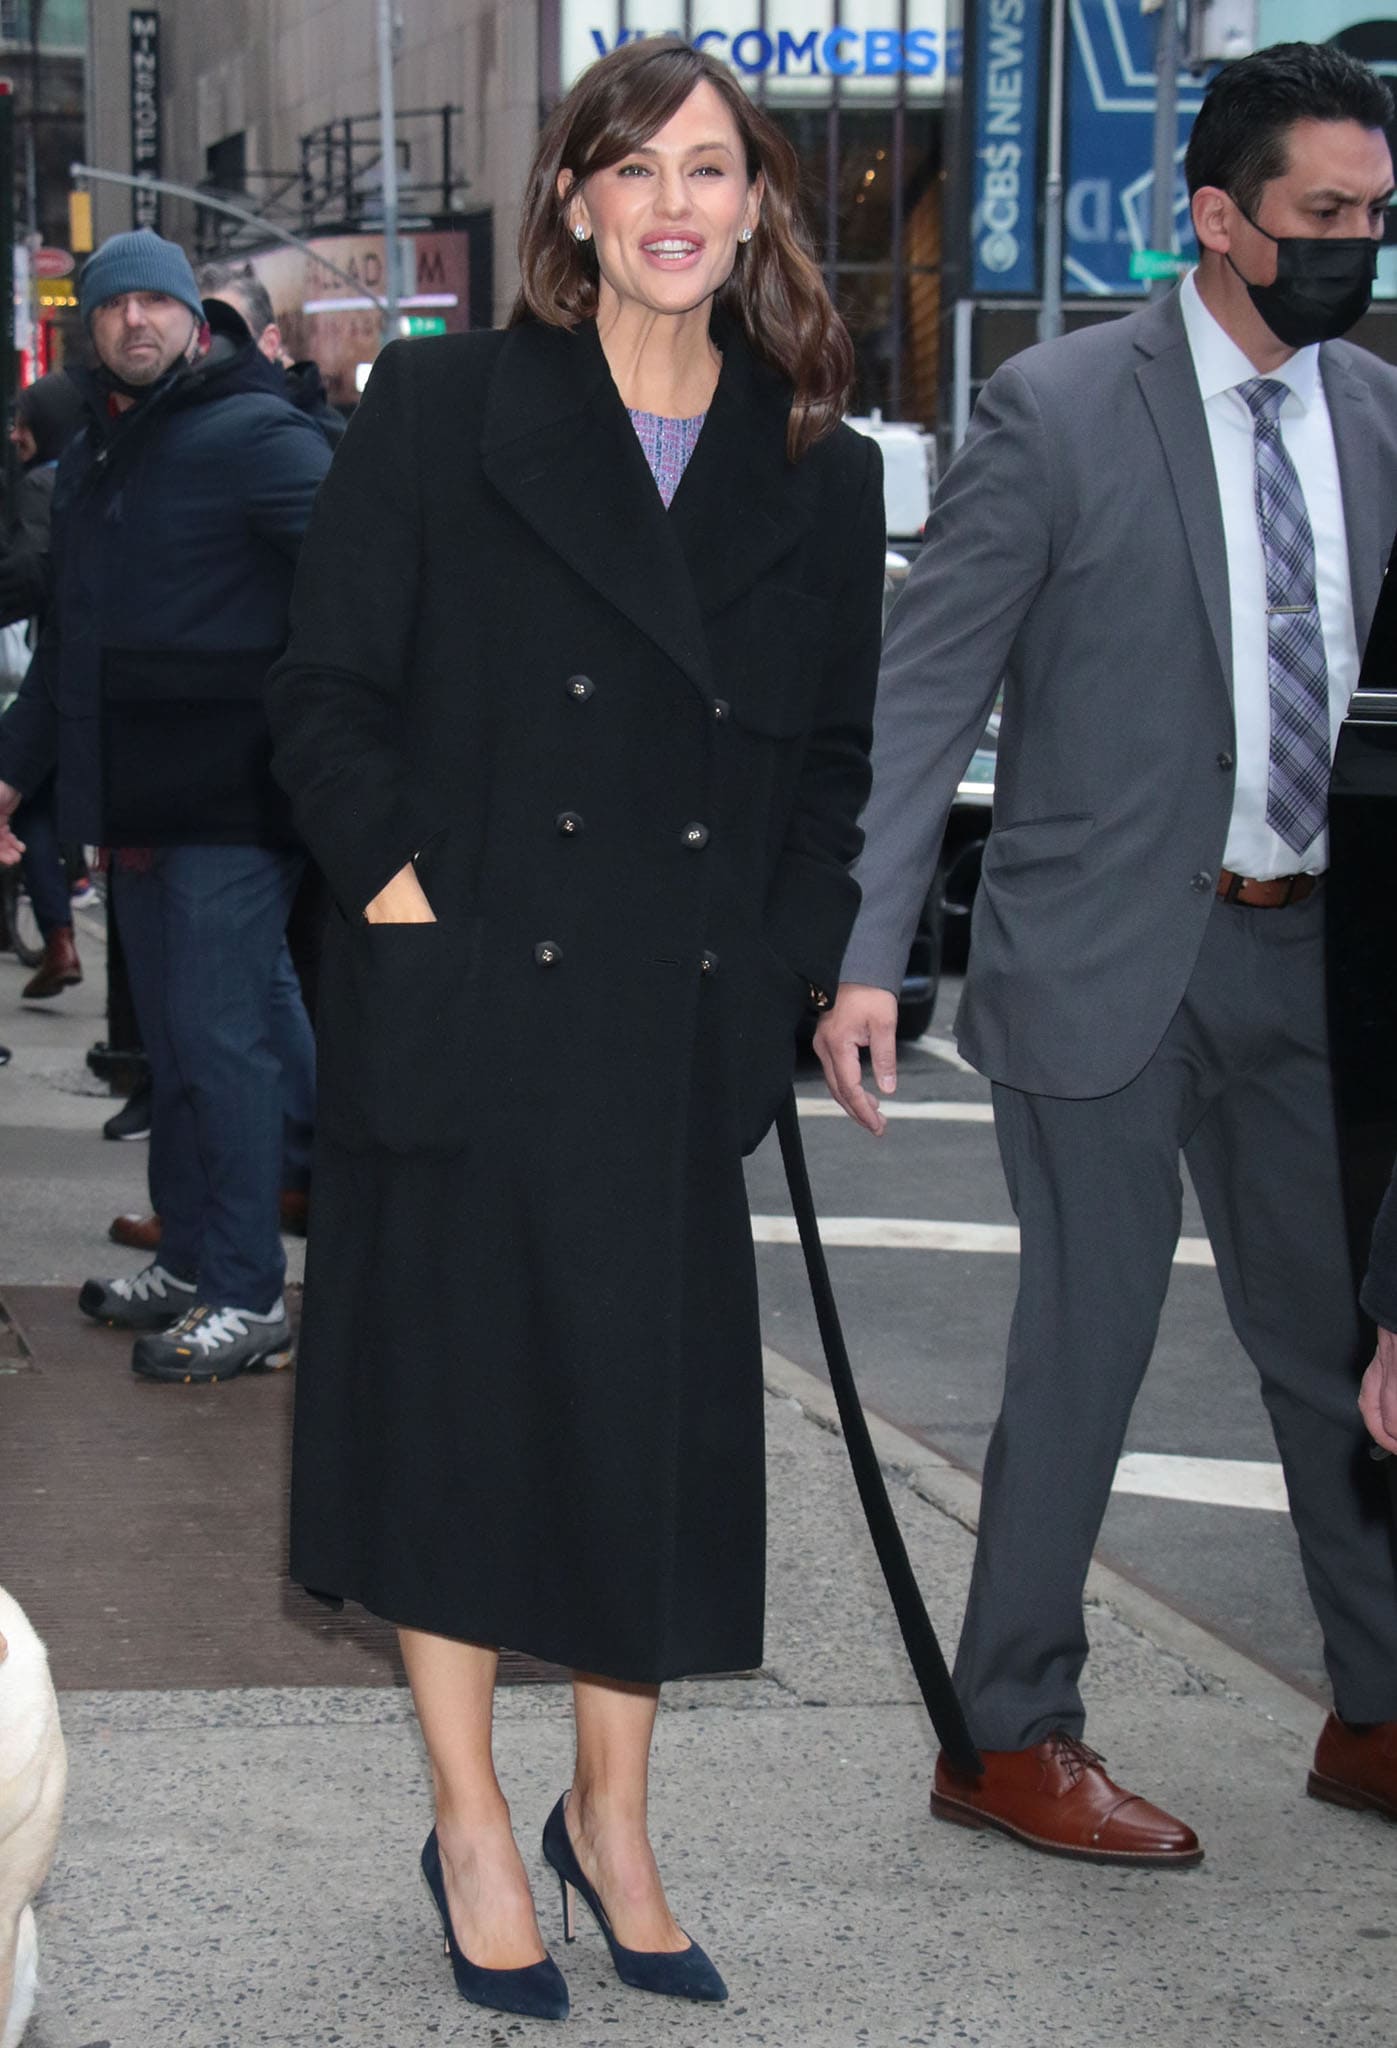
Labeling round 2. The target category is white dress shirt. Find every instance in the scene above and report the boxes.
[1179,269,1359,877]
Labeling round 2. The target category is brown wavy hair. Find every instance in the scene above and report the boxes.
[512,37,854,461]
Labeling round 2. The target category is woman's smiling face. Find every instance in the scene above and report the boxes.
[559,80,763,322]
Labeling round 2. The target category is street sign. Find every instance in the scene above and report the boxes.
[1129,248,1188,281]
[33,247,74,279]
[403,313,446,337]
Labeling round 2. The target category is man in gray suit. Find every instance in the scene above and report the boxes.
[817,42,1397,1862]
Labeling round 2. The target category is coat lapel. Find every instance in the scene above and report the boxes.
[481,319,713,697]
[666,320,816,620]
[1131,292,1233,699]
[1321,346,1384,645]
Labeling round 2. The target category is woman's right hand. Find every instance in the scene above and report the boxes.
[363,862,437,924]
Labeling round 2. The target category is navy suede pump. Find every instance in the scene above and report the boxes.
[541,1794,728,2003]
[420,1828,570,2021]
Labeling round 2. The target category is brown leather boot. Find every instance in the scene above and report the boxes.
[931,1732,1203,1866]
[1308,1713,1397,1822]
[22,925,82,1000]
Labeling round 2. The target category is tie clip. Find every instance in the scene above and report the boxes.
[1266,604,1313,615]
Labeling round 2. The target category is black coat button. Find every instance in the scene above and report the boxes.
[555,811,584,836]
[682,822,710,849]
[1191,871,1213,893]
[713,698,729,722]
[566,675,594,702]
[534,941,563,967]
[1217,750,1234,771]
[700,949,719,975]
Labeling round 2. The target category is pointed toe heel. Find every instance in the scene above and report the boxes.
[541,1795,727,2004]
[420,1828,570,2021]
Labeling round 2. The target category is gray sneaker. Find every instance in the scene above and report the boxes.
[79,1261,197,1330]
[131,1301,294,1384]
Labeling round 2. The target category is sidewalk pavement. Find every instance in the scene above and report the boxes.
[3,919,1391,2048]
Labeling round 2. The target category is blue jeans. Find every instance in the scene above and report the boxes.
[111,845,315,1311]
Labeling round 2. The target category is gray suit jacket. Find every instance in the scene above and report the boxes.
[841,288,1397,1098]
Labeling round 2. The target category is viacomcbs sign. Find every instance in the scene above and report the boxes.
[562,4,960,99]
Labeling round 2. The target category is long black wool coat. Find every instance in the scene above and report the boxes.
[266,313,885,1682]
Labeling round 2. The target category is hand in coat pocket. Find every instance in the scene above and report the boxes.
[364,861,437,923]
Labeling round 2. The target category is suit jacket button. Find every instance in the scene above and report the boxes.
[713,698,729,722]
[534,941,562,967]
[700,949,719,975]
[1217,750,1234,771]
[556,811,584,836]
[1191,871,1212,892]
[566,675,595,702]
[682,822,710,849]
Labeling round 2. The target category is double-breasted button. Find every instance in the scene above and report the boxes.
[682,822,710,850]
[534,940,563,967]
[1190,871,1212,893]
[700,949,719,975]
[566,674,594,702]
[1217,750,1234,772]
[555,810,584,836]
[713,698,730,723]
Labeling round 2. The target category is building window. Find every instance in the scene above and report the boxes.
[774,106,942,424]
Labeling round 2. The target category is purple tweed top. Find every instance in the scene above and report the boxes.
[628,408,707,508]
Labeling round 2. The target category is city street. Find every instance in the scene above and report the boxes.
[753,984,1329,1704]
[4,906,1393,2048]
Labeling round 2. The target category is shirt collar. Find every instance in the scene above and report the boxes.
[1179,267,1321,412]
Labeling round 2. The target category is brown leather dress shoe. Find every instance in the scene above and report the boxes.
[109,1192,309,1252]
[22,925,82,1000]
[931,1733,1203,1867]
[109,1211,162,1252]
[1308,1713,1397,1822]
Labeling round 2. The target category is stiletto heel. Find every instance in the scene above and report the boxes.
[420,1827,570,2021]
[541,1794,727,2004]
[559,1873,577,1942]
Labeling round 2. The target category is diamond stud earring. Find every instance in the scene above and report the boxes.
[739,227,754,243]
[573,224,590,242]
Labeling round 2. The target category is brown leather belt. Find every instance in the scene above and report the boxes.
[1216,867,1320,908]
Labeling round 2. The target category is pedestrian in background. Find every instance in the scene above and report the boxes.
[268,37,883,2024]
[0,371,87,1003]
[196,258,346,445]
[818,42,1397,1859]
[0,229,330,1382]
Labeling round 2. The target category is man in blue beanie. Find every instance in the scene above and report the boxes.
[0,228,332,1382]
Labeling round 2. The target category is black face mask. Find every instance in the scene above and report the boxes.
[1227,205,1379,348]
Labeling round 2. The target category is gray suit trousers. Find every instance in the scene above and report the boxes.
[955,890,1397,1749]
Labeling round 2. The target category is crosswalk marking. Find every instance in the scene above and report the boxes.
[1111,1453,1289,1512]
[796,1098,995,1123]
[751,1215,1216,1267]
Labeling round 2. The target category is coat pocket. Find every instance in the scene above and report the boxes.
[982,812,1095,875]
[100,646,294,844]
[315,913,485,1154]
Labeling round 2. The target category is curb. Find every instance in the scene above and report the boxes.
[762,1344,1326,1747]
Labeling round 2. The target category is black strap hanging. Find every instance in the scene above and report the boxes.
[776,1090,982,1778]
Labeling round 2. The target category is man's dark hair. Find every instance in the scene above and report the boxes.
[194,258,275,338]
[1185,40,1394,214]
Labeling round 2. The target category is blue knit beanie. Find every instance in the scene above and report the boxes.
[78,229,204,329]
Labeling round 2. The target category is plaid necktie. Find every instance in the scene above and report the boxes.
[1237,377,1330,855]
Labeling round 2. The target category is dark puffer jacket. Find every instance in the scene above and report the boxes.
[0,330,332,845]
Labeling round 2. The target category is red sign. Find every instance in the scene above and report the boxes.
[34,248,75,279]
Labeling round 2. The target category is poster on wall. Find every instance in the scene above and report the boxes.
[560,1,960,105]
[1064,0,1397,299]
[249,231,474,409]
[129,8,161,232]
